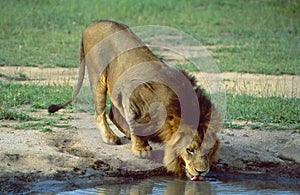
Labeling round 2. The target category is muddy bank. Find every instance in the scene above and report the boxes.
[0,112,299,194]
[0,162,168,194]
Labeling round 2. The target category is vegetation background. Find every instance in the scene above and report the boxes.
[0,0,299,131]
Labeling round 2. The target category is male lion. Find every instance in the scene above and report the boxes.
[48,20,221,180]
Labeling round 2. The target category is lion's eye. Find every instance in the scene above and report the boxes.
[186,148,194,155]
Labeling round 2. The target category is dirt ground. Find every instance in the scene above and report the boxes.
[0,66,299,193]
[1,66,299,98]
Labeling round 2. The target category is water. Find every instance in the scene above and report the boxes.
[58,176,299,195]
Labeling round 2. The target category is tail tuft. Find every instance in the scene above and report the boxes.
[48,104,62,113]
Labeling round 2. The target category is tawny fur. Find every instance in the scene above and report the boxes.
[48,20,221,178]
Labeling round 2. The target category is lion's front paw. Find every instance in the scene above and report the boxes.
[132,145,152,158]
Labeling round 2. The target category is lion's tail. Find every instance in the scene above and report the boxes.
[48,39,86,113]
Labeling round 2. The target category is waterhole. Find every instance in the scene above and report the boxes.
[27,175,299,195]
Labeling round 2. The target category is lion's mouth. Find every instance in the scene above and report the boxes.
[184,165,206,181]
[187,169,207,181]
[190,175,204,181]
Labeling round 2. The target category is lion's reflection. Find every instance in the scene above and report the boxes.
[96,177,211,195]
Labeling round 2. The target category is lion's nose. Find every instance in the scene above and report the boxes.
[195,169,207,175]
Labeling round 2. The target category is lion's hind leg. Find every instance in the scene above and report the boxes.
[94,72,121,145]
[95,114,121,145]
[108,104,131,139]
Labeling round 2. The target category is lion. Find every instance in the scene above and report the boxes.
[48,20,221,180]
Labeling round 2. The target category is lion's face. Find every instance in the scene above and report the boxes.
[163,124,219,180]
[180,134,218,180]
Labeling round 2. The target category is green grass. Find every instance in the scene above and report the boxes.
[0,81,299,131]
[0,82,74,131]
[226,94,300,130]
[0,0,299,131]
[0,82,72,110]
[0,0,299,74]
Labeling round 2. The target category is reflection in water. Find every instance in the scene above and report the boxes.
[99,178,211,195]
[59,176,300,195]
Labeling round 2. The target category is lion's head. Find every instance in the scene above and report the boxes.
[163,107,221,181]
[181,133,220,181]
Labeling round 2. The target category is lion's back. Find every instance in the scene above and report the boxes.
[81,20,129,56]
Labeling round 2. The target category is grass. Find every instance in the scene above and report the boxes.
[0,0,299,131]
[0,82,74,131]
[0,0,299,74]
[225,94,300,130]
[1,81,298,131]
